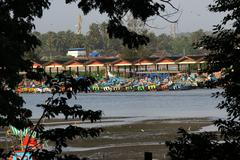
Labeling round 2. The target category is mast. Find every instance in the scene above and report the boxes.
[170,24,176,39]
[76,15,82,35]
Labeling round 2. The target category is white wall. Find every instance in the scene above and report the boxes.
[67,50,86,57]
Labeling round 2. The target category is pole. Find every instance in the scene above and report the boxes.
[144,152,152,160]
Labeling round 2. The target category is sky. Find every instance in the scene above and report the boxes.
[34,0,224,35]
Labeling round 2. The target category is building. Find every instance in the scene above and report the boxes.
[32,61,43,69]
[66,48,86,57]
[155,56,181,73]
[64,59,88,74]
[43,61,65,74]
[34,55,207,76]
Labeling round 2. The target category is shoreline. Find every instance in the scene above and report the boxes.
[1,117,217,160]
[35,116,218,129]
[59,117,215,160]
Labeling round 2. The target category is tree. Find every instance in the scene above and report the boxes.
[0,0,50,158]
[98,22,124,55]
[157,34,173,52]
[171,35,194,55]
[46,31,57,60]
[0,0,178,159]
[31,29,206,59]
[86,23,104,50]
[72,33,85,49]
[190,29,205,45]
[0,0,50,128]
[120,14,155,59]
[56,31,68,53]
[66,0,179,48]
[166,1,240,159]
[99,22,110,50]
[126,14,148,35]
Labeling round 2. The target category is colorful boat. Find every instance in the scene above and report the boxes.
[7,126,41,160]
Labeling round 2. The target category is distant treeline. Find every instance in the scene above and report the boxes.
[28,22,207,61]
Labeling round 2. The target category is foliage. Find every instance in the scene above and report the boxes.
[32,28,205,60]
[167,0,240,159]
[66,0,170,48]
[0,0,181,159]
[29,72,102,160]
[0,0,50,130]
[33,30,86,61]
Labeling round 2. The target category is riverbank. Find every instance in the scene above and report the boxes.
[47,117,214,160]
[19,89,223,159]
[0,117,217,160]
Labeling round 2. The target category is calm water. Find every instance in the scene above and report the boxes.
[22,89,226,120]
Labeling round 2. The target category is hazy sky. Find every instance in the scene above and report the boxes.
[34,0,224,35]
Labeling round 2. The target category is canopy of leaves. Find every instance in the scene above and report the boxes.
[0,0,50,129]
[167,1,240,159]
[0,0,179,159]
[32,28,205,61]
[65,0,177,48]
[30,73,103,159]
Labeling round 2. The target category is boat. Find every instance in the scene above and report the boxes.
[6,126,42,160]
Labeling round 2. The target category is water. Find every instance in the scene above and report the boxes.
[22,89,226,120]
